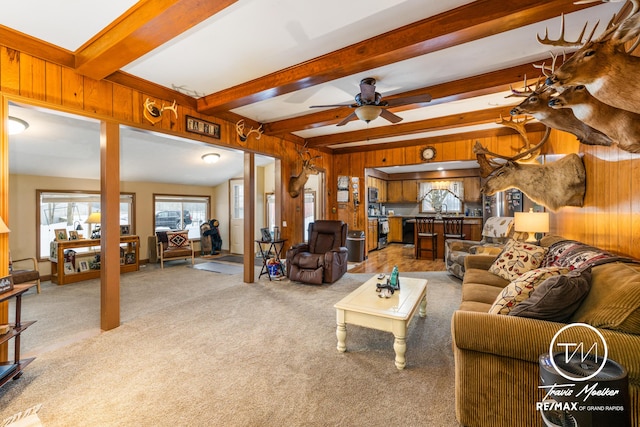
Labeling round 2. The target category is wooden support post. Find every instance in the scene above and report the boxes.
[244,152,255,283]
[100,121,120,331]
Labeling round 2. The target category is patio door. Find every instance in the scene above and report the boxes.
[229,178,244,254]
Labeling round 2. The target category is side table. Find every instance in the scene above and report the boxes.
[255,239,287,280]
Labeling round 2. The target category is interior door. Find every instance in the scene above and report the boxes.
[229,178,244,254]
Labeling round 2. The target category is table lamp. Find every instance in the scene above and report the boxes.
[85,212,101,239]
[514,208,549,244]
[0,217,10,234]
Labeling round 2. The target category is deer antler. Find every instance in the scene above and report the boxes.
[507,75,545,98]
[474,126,551,165]
[537,14,594,47]
[533,51,564,78]
[235,119,263,142]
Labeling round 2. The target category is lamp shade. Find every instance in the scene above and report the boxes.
[355,105,382,123]
[514,208,549,242]
[0,217,10,234]
[85,212,101,224]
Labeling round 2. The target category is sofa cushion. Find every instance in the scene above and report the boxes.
[508,267,592,322]
[295,253,323,269]
[488,240,547,282]
[542,239,625,269]
[463,268,510,289]
[489,267,569,315]
[571,262,640,334]
[482,216,514,244]
[167,231,189,248]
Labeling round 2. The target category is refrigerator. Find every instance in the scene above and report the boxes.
[483,189,535,221]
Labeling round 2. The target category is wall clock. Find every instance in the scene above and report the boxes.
[421,146,436,161]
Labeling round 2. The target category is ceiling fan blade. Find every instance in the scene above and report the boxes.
[380,109,403,124]
[384,94,432,107]
[359,78,377,104]
[336,111,358,126]
[309,103,354,108]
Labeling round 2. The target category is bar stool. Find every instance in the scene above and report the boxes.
[442,216,465,259]
[415,217,438,260]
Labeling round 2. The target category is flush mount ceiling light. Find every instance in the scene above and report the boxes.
[7,116,29,135]
[201,153,221,164]
[354,105,382,123]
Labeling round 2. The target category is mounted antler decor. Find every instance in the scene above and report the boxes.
[474,127,586,211]
[143,98,177,125]
[235,119,263,142]
[288,146,321,198]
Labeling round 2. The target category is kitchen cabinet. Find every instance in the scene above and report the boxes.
[402,180,418,203]
[367,219,378,252]
[386,180,418,203]
[388,217,403,242]
[463,177,481,203]
[367,176,387,202]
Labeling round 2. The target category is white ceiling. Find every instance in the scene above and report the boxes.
[0,0,626,184]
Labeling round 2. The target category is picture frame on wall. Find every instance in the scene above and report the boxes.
[186,115,220,139]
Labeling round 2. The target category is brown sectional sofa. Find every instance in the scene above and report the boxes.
[451,236,640,427]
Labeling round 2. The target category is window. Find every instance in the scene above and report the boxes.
[418,181,464,214]
[37,191,134,259]
[304,190,316,242]
[154,194,210,239]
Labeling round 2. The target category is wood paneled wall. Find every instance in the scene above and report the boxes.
[333,130,640,260]
[0,45,324,248]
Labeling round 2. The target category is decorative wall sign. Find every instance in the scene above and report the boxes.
[186,115,220,139]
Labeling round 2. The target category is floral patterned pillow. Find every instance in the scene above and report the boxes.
[489,267,570,315]
[489,240,548,282]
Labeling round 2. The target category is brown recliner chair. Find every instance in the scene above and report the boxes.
[286,220,348,285]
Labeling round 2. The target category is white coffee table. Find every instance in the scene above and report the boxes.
[334,274,427,370]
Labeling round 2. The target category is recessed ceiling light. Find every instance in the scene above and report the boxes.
[201,153,220,164]
[7,116,29,135]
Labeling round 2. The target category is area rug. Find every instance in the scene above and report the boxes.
[214,255,264,266]
[192,261,244,275]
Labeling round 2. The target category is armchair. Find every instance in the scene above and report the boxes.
[286,220,348,285]
[445,216,514,279]
[10,256,41,294]
[156,230,195,269]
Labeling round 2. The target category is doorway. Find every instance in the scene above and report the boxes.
[229,178,244,254]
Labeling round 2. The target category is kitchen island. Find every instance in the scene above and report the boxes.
[400,216,482,259]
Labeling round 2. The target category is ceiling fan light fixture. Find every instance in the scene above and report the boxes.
[7,116,29,135]
[201,153,221,164]
[355,105,382,123]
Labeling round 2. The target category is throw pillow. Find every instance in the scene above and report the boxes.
[489,267,569,315]
[167,231,189,248]
[489,240,548,282]
[508,267,592,322]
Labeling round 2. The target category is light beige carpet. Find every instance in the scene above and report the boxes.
[0,263,462,426]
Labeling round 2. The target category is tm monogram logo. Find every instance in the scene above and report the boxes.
[549,323,609,381]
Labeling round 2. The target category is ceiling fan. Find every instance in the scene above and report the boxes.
[309,77,432,126]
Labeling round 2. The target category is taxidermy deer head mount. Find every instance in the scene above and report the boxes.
[288,147,321,198]
[235,119,263,142]
[474,126,586,211]
[143,98,177,125]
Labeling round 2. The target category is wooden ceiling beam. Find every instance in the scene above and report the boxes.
[75,0,238,80]
[197,0,591,115]
[264,62,538,135]
[305,106,515,149]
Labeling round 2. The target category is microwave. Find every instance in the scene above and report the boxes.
[368,187,379,203]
